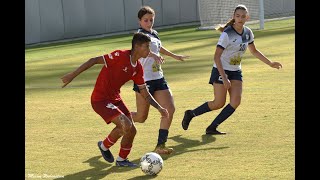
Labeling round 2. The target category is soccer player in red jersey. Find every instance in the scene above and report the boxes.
[61,32,169,167]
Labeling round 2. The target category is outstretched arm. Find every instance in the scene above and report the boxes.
[248,43,282,69]
[61,56,105,88]
[138,85,169,119]
[148,52,165,64]
[160,46,190,61]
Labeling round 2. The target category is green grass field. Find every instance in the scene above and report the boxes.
[25,18,294,180]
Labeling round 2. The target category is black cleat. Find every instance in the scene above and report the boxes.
[182,110,194,130]
[98,141,114,163]
[205,128,226,135]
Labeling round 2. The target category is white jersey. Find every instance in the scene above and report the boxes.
[214,25,254,71]
[137,28,163,81]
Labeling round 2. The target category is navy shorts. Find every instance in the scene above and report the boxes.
[209,67,242,84]
[133,77,169,95]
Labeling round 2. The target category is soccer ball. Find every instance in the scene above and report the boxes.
[140,152,164,175]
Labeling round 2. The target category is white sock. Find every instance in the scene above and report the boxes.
[100,142,108,151]
[116,156,125,161]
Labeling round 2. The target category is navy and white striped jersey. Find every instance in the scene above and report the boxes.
[137,28,163,81]
[214,25,254,71]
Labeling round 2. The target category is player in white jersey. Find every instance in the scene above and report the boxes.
[132,6,189,154]
[182,4,282,135]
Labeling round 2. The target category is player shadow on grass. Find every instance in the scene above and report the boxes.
[58,135,228,179]
[160,134,229,161]
[126,134,229,180]
[126,174,162,180]
[58,155,146,179]
[59,153,167,179]
[54,156,113,180]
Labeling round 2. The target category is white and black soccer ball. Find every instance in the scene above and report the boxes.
[140,152,163,175]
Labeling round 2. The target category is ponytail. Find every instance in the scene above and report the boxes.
[215,19,235,32]
[215,4,248,32]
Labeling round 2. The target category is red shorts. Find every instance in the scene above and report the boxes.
[91,100,130,124]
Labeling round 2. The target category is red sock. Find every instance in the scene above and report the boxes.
[119,144,132,159]
[103,135,117,149]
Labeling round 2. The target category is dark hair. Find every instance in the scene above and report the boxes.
[138,6,155,20]
[215,4,248,32]
[132,32,151,49]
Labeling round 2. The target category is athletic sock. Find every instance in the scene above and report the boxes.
[116,156,125,161]
[209,104,235,128]
[157,129,169,146]
[119,144,132,160]
[100,142,108,151]
[102,135,117,151]
[192,102,211,116]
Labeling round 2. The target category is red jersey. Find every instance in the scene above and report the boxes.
[91,50,145,102]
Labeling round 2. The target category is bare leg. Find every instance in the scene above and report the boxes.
[207,83,228,110]
[111,114,137,146]
[131,92,150,123]
[111,114,137,166]
[153,89,175,129]
[228,80,242,109]
[152,89,175,154]
[206,80,242,134]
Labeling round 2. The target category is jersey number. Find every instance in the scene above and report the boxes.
[239,44,246,51]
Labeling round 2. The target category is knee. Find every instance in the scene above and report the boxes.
[209,100,225,109]
[136,114,148,123]
[167,104,175,116]
[230,98,241,109]
[217,103,225,109]
[230,101,240,109]
[119,115,134,132]
[124,124,137,137]
[130,125,137,136]
[123,123,132,132]
[132,111,148,123]
[161,101,175,114]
